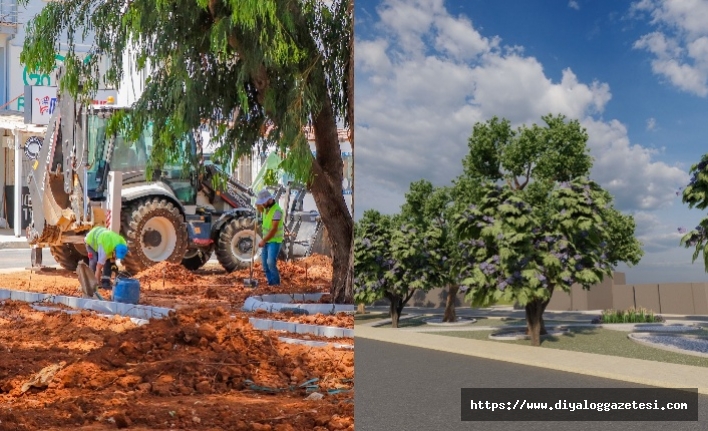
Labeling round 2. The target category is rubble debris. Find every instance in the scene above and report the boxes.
[19,361,66,394]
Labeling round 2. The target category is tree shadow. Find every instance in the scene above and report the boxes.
[539,326,598,344]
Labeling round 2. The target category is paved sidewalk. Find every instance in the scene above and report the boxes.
[0,229,29,249]
[355,316,708,394]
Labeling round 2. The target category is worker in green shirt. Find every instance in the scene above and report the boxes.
[84,225,129,289]
[255,189,284,286]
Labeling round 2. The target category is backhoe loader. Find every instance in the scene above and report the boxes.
[25,68,326,274]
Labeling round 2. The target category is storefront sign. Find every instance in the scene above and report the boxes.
[8,44,111,112]
[23,86,118,125]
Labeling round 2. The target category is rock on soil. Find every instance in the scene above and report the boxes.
[0,301,353,430]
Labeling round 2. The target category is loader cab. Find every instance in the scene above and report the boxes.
[85,108,199,204]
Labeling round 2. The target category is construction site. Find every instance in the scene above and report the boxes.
[0,63,354,429]
[0,254,353,430]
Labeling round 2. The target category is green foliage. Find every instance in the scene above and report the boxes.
[462,114,592,189]
[598,308,663,324]
[454,114,643,309]
[353,182,457,308]
[602,204,644,267]
[397,181,458,292]
[680,156,708,270]
[263,168,280,187]
[353,210,396,305]
[353,114,644,319]
[19,0,351,184]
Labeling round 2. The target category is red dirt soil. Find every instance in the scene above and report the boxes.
[0,301,353,430]
[0,254,334,311]
[252,310,354,329]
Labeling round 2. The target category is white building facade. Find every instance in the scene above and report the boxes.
[0,0,115,236]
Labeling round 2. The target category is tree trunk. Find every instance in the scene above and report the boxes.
[525,287,554,346]
[309,79,354,304]
[388,294,402,328]
[357,303,366,314]
[525,299,546,347]
[442,285,459,322]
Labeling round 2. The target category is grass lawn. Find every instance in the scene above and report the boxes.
[354,313,390,323]
[468,318,568,327]
[374,317,572,329]
[375,316,431,329]
[433,327,708,368]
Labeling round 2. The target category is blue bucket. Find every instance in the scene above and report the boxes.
[113,277,141,305]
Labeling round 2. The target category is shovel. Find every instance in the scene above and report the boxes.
[243,218,260,288]
[76,261,105,300]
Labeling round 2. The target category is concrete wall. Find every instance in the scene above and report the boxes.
[368,274,708,317]
[371,286,469,308]
[547,277,708,316]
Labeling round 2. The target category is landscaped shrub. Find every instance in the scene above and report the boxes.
[592,308,664,324]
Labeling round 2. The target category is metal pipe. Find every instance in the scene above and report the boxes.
[82,106,89,222]
[13,129,20,237]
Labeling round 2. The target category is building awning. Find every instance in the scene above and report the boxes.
[0,111,47,135]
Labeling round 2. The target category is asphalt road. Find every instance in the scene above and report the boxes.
[354,339,708,431]
[0,248,57,270]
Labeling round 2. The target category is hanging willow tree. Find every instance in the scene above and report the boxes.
[19,0,354,303]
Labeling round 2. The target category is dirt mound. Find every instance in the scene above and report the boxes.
[253,310,354,329]
[230,256,332,289]
[0,253,335,312]
[135,261,202,285]
[0,302,353,430]
[71,306,353,393]
[297,254,333,267]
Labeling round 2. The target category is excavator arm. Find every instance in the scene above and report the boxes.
[26,69,93,246]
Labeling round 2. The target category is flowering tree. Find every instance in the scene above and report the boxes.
[679,156,708,266]
[399,182,462,321]
[353,183,451,328]
[455,114,643,346]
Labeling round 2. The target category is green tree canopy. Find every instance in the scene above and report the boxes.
[353,182,457,327]
[454,114,643,345]
[680,156,708,268]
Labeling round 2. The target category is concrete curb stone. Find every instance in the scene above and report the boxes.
[0,288,173,320]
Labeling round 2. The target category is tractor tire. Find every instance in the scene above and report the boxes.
[73,243,89,256]
[50,244,88,271]
[121,197,189,275]
[215,215,261,273]
[182,247,213,271]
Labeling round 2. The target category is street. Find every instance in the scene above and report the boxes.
[0,248,56,270]
[354,339,708,431]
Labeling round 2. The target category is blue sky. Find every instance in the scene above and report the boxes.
[354,0,708,284]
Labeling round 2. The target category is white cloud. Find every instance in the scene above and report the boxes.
[569,0,580,10]
[646,117,657,130]
[355,0,689,219]
[632,0,708,97]
[583,118,688,211]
